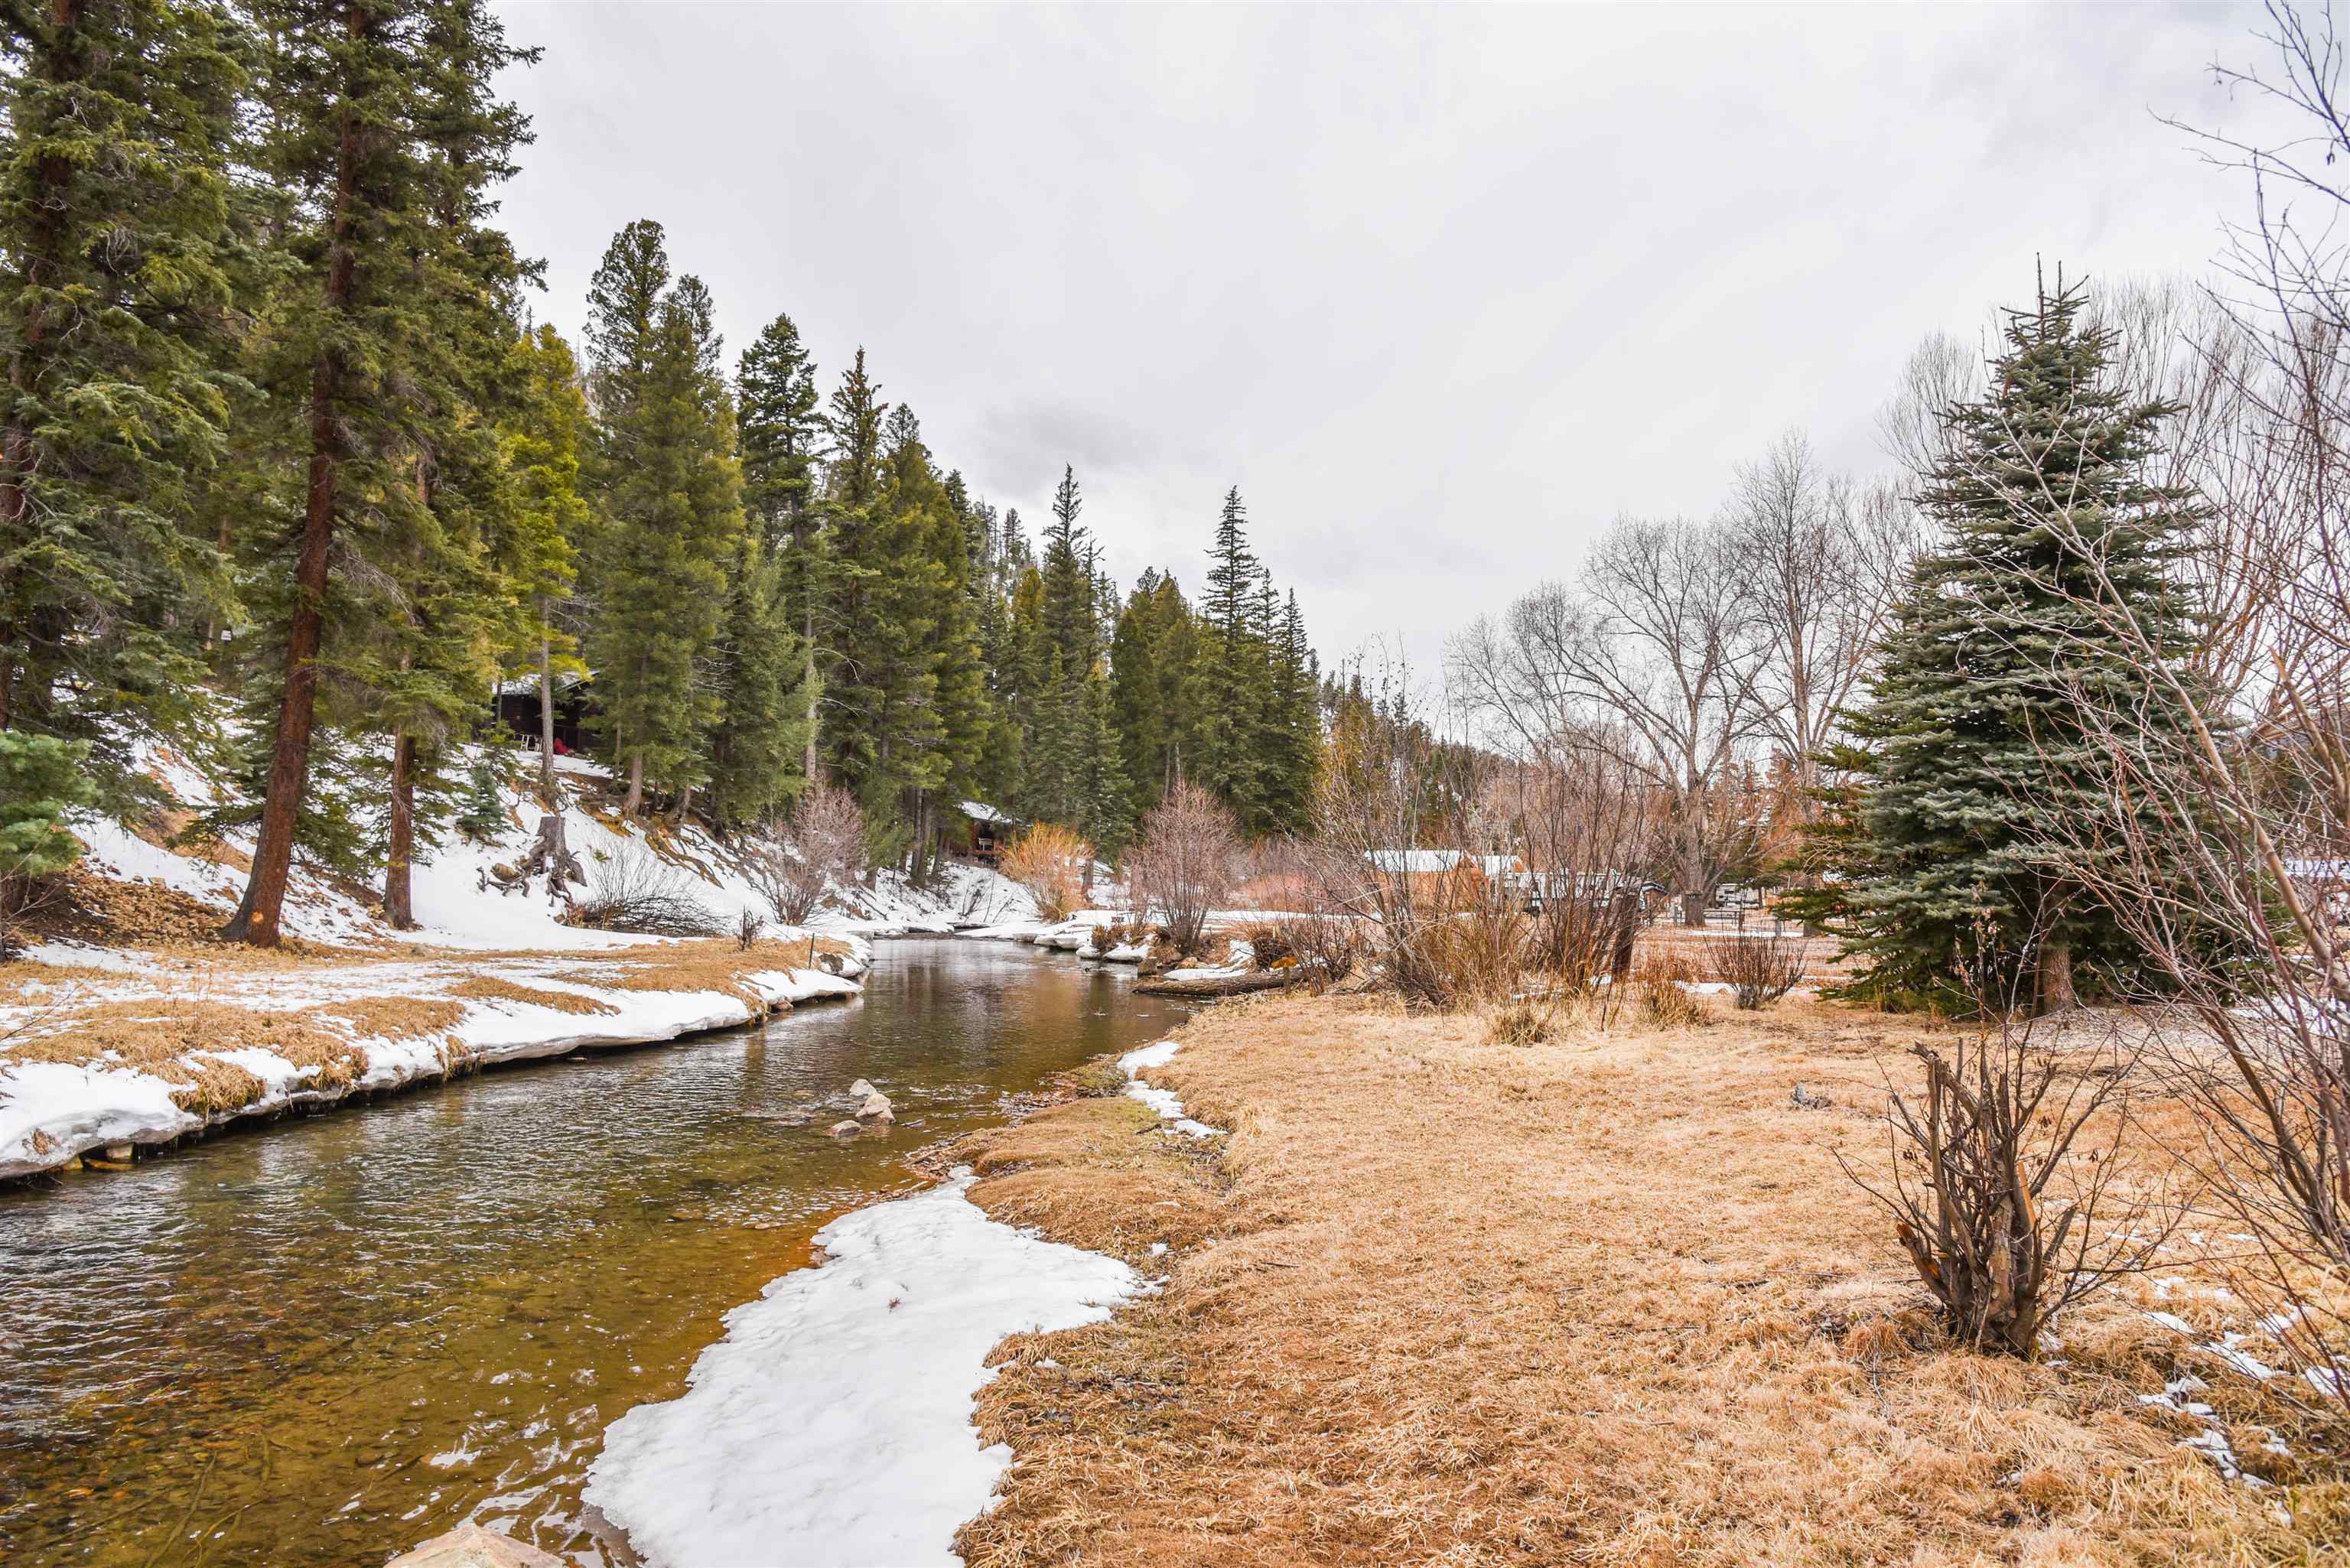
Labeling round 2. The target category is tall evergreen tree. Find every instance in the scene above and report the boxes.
[226,0,535,946]
[581,255,744,815]
[1197,485,1267,823]
[1834,276,2212,1010]
[737,311,825,779]
[1040,464,1094,675]
[0,0,252,809]
[1109,568,1199,817]
[704,532,816,830]
[500,324,592,799]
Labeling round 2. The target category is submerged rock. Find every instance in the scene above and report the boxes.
[828,1120,861,1138]
[858,1091,894,1124]
[386,1522,563,1568]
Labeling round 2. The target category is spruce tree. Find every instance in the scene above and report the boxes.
[0,0,252,810]
[1837,276,2211,1011]
[1198,486,1267,823]
[225,0,534,946]
[737,312,825,779]
[582,257,744,815]
[705,533,816,830]
[500,324,593,800]
[1040,464,1094,675]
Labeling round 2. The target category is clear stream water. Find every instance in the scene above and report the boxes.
[0,940,1186,1567]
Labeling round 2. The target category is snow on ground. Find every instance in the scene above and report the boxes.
[584,1168,1143,1568]
[1118,1039,1225,1139]
[0,944,870,1179]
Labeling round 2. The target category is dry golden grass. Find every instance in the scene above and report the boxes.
[955,992,2336,1567]
[551,935,843,1002]
[445,976,619,1017]
[4,1000,369,1114]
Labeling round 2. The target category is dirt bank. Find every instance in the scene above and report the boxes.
[953,991,2321,1566]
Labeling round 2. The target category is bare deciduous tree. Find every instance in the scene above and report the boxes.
[1730,432,1919,802]
[1126,781,1239,955]
[748,783,867,926]
[1449,515,1766,914]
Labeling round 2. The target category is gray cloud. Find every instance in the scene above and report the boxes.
[491,0,2265,669]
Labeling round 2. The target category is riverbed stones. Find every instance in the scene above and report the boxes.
[849,1078,876,1098]
[828,1119,861,1137]
[386,1522,565,1568]
[858,1091,894,1123]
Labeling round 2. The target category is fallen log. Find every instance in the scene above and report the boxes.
[1132,968,1310,1000]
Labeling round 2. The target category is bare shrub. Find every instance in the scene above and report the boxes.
[1002,821,1091,923]
[1125,782,1238,955]
[568,842,720,935]
[1843,1017,2158,1357]
[1705,931,1808,1010]
[734,907,763,951]
[1234,919,1292,968]
[1276,913,1367,990]
[749,784,867,926]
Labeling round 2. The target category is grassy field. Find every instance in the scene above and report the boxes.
[955,989,2342,1566]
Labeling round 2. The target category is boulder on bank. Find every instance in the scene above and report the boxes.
[849,1078,877,1098]
[386,1523,564,1568]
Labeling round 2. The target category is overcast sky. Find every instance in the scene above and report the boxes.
[490,1,2265,673]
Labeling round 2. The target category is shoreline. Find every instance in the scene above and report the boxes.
[0,935,870,1183]
[568,1012,1217,1568]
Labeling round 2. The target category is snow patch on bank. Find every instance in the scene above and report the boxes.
[0,946,871,1179]
[584,1168,1141,1568]
[1118,1039,1224,1139]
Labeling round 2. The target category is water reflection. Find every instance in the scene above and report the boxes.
[0,940,1180,1566]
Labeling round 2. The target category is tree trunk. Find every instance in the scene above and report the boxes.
[225,15,363,948]
[384,730,416,929]
[2036,933,2077,1014]
[537,622,556,804]
[623,753,644,816]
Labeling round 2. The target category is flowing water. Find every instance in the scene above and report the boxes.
[0,940,1185,1567]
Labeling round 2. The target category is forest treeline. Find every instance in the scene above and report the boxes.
[0,0,1319,947]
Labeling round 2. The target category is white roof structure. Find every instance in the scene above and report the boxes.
[959,799,1018,826]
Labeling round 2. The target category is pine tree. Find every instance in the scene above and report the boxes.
[454,756,507,843]
[1040,464,1094,675]
[225,0,535,947]
[737,311,825,779]
[704,532,816,830]
[500,324,593,800]
[0,0,252,812]
[1109,568,1199,818]
[582,252,745,815]
[1076,664,1131,862]
[1834,275,2212,1011]
[1198,486,1267,823]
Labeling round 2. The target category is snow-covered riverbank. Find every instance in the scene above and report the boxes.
[0,938,870,1180]
[584,1167,1144,1567]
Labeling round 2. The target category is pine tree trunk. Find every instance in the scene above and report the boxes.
[623,753,644,816]
[2037,933,2077,1014]
[537,623,556,803]
[385,730,416,929]
[226,12,363,948]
